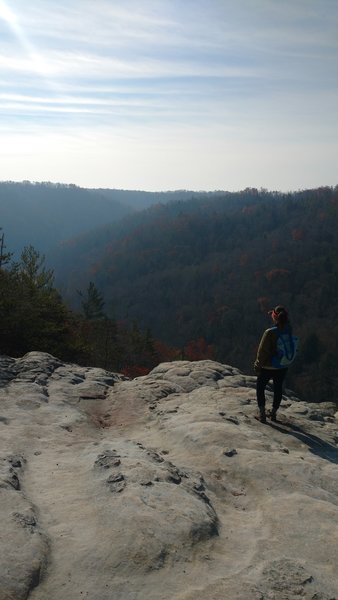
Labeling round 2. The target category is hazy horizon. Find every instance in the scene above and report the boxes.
[1,1,337,192]
[1,179,338,195]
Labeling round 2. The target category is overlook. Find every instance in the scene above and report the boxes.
[1,352,337,599]
[1,0,338,595]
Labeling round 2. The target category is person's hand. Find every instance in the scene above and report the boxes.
[254,363,261,374]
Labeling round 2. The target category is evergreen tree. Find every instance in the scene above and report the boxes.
[17,245,54,289]
[0,229,12,267]
[79,282,105,320]
[0,242,78,358]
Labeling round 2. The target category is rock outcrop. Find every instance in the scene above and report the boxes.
[0,352,337,600]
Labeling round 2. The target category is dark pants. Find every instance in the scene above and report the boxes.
[256,368,288,413]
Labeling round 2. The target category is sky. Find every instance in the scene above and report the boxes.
[0,0,337,192]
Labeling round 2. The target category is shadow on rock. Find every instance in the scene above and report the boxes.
[269,421,338,464]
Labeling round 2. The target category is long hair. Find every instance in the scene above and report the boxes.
[271,305,290,329]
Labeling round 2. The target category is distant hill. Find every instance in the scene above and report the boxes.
[50,185,338,403]
[0,181,132,258]
[90,188,214,211]
[0,181,221,258]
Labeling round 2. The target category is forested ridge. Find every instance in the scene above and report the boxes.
[52,186,338,403]
[0,181,213,257]
[0,181,131,257]
[1,185,338,402]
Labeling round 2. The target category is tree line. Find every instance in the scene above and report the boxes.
[0,231,158,376]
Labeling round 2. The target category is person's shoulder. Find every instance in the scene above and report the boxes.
[265,327,277,335]
[263,327,278,339]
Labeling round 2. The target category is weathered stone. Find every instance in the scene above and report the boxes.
[94,450,121,469]
[0,352,337,600]
[225,415,239,425]
[106,472,126,493]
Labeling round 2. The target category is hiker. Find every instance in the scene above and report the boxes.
[254,305,294,423]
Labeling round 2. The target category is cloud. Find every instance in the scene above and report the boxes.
[0,0,337,190]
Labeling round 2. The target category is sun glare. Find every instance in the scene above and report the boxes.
[0,0,17,25]
[0,0,58,85]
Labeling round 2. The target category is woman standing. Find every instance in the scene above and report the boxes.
[254,305,292,423]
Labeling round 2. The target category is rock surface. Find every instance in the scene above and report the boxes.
[0,352,337,600]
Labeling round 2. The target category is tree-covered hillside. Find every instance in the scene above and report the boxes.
[52,186,338,403]
[0,181,131,258]
[0,181,220,259]
[0,237,157,377]
[90,188,217,211]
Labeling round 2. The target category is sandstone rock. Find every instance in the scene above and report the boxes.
[0,352,337,600]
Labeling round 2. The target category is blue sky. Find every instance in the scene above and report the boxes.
[0,0,337,191]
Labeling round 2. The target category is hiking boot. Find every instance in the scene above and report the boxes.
[255,410,266,424]
[270,411,277,422]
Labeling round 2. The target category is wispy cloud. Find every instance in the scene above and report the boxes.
[0,0,337,190]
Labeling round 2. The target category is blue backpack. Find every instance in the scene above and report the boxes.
[271,326,299,368]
